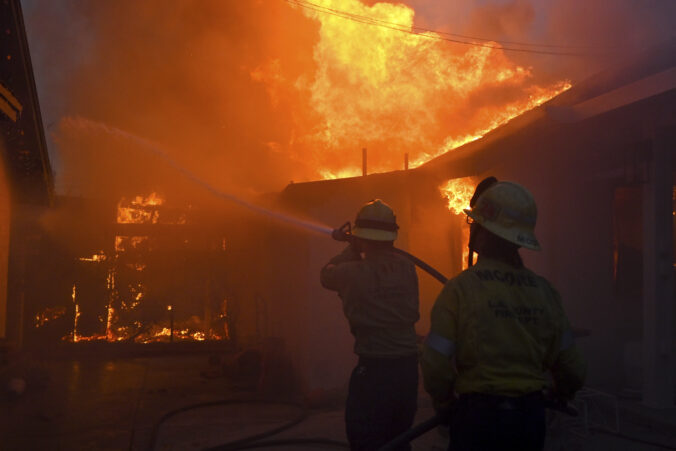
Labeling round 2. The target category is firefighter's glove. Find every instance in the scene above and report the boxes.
[331,228,350,242]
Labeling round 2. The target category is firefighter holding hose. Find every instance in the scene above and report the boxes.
[321,199,419,451]
[421,178,586,451]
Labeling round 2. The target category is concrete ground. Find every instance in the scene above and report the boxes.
[1,353,676,450]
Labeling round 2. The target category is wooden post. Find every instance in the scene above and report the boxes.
[405,153,409,170]
[642,126,675,408]
[362,148,367,176]
[168,305,174,343]
[204,279,212,339]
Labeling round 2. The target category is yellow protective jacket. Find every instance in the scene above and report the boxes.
[421,257,586,407]
[320,245,420,358]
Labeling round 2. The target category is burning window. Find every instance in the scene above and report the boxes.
[31,193,229,345]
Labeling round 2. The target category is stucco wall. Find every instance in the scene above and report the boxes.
[0,147,11,338]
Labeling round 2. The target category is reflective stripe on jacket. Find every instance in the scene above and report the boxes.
[421,257,585,407]
[320,245,420,357]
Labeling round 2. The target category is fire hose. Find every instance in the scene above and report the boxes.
[331,222,582,450]
[331,221,449,284]
[150,223,581,450]
[377,397,579,451]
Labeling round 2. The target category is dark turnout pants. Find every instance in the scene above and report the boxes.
[345,354,418,451]
[449,391,545,451]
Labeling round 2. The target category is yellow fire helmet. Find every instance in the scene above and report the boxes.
[463,181,541,251]
[352,199,399,241]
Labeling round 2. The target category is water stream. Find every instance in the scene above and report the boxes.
[60,116,334,237]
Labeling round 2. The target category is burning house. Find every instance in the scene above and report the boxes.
[250,39,676,407]
[9,0,671,408]
[27,193,237,348]
[1,3,674,449]
[0,2,256,353]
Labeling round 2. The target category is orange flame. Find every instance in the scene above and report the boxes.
[61,192,224,344]
[117,192,163,224]
[439,178,475,215]
[79,250,107,262]
[72,283,80,343]
[34,306,67,328]
[440,177,476,269]
[282,0,571,177]
[411,81,571,168]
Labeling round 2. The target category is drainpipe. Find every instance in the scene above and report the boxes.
[641,126,675,408]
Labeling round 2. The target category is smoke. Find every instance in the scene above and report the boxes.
[24,0,320,199]
[22,0,675,198]
[410,0,675,79]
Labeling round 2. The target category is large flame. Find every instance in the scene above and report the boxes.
[440,177,475,269]
[439,178,475,215]
[279,0,570,177]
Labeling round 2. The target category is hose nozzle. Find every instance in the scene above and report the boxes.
[332,221,353,242]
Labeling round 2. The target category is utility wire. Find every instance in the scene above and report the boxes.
[307,1,614,49]
[285,0,611,57]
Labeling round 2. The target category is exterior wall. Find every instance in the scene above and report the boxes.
[481,95,675,394]
[258,175,429,392]
[244,91,675,398]
[0,148,9,338]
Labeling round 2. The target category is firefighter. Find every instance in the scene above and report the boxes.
[421,178,586,451]
[321,199,419,451]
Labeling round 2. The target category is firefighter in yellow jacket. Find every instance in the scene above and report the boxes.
[421,178,586,451]
[321,199,419,451]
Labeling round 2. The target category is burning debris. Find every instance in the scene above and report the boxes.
[32,192,231,346]
[34,306,66,328]
[117,192,164,224]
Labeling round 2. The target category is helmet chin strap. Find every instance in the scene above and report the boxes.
[467,225,477,267]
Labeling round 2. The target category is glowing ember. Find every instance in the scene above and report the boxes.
[115,236,148,252]
[106,304,115,341]
[34,306,67,328]
[277,0,572,178]
[72,283,80,343]
[128,263,146,272]
[79,250,107,262]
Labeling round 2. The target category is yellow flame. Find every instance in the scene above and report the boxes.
[34,306,67,328]
[439,178,475,215]
[319,167,363,180]
[79,250,107,262]
[439,177,476,270]
[106,305,115,341]
[293,0,572,178]
[117,192,164,224]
